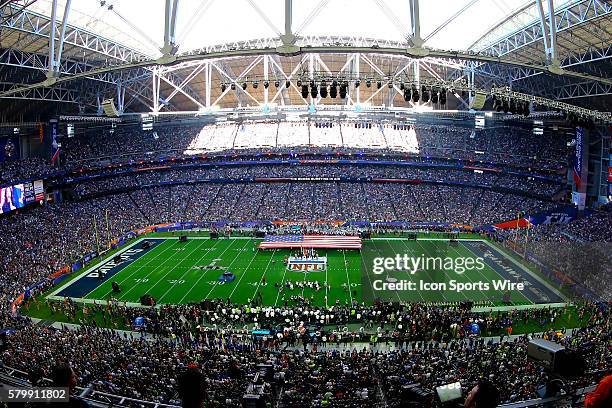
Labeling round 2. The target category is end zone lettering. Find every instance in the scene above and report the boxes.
[87,248,144,279]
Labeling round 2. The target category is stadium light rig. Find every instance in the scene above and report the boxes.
[216,74,610,124]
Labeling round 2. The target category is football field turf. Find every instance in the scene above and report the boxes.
[48,237,565,307]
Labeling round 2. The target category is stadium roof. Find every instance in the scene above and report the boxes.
[0,0,610,121]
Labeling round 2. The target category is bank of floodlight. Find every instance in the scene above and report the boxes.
[310,83,318,98]
[421,85,429,103]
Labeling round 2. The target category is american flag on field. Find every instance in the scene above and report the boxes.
[259,235,362,249]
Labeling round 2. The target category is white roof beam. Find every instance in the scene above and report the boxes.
[161,0,180,56]
[409,0,423,47]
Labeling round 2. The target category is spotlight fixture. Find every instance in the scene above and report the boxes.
[252,81,259,89]
[355,80,360,88]
[221,83,227,92]
[231,83,236,91]
[320,84,328,98]
[366,79,372,88]
[431,87,438,104]
[310,83,318,98]
[263,81,269,89]
[439,88,446,105]
[330,83,338,98]
[301,84,308,99]
[339,83,347,99]
[403,88,410,102]
[411,85,419,103]
[376,80,382,89]
[421,85,429,103]
[387,81,393,89]
[285,80,291,88]
[242,83,247,90]
[296,79,302,87]
[399,83,405,91]
[274,80,280,88]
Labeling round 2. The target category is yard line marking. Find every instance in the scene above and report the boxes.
[461,241,534,305]
[249,249,276,302]
[227,243,264,301]
[157,237,225,304]
[384,239,420,303]
[117,239,210,301]
[341,249,354,305]
[274,252,289,306]
[184,238,246,302]
[84,239,181,300]
[325,251,329,308]
[482,240,567,301]
[420,240,469,302]
[46,237,165,299]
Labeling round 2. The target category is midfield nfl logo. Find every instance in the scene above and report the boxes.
[286,256,328,272]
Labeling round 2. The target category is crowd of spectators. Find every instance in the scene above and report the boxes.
[2,300,610,407]
[69,163,563,198]
[67,178,557,226]
[1,121,570,185]
[1,121,608,407]
[497,205,612,300]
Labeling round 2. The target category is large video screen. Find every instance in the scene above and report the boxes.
[0,184,25,214]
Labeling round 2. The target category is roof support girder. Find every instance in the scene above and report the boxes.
[161,0,180,55]
[409,0,423,47]
[476,0,612,58]
[0,2,151,63]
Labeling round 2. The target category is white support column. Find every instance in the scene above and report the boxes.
[413,60,420,89]
[96,93,103,116]
[468,66,475,105]
[536,0,553,65]
[280,0,296,45]
[205,62,212,108]
[161,0,180,56]
[263,55,269,105]
[409,0,423,47]
[152,67,159,112]
[308,54,314,106]
[46,0,58,78]
[116,81,125,114]
[354,53,360,104]
[53,0,72,74]
[547,0,559,67]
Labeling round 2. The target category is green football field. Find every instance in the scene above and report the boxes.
[48,237,564,306]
